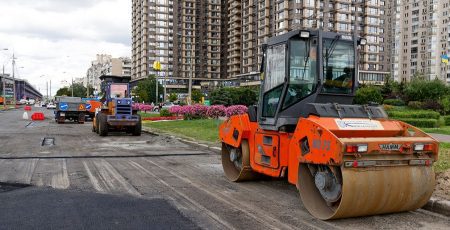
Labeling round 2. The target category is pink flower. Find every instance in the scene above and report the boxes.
[207,105,226,118]
[225,105,248,117]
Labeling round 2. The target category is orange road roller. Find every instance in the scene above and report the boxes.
[219,29,438,220]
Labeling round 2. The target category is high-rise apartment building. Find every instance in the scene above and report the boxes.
[227,0,390,84]
[388,0,450,83]
[86,55,132,92]
[132,0,227,91]
[132,0,174,81]
[132,0,148,80]
[173,0,227,89]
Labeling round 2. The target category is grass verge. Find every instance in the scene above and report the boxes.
[138,112,160,118]
[143,119,222,143]
[436,142,450,173]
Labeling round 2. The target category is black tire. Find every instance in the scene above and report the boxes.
[95,116,100,134]
[78,113,85,124]
[132,115,142,136]
[98,113,108,136]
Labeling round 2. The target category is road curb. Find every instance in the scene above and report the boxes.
[142,127,450,217]
[423,197,450,217]
[142,127,221,154]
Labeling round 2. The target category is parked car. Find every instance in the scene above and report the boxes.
[19,99,27,105]
[47,103,56,109]
[153,102,174,112]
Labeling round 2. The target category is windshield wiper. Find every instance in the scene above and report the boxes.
[300,41,311,81]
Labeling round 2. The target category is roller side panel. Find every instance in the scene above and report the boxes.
[219,114,252,148]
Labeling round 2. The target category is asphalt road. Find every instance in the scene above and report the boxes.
[0,107,449,229]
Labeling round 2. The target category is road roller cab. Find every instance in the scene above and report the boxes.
[219,29,439,220]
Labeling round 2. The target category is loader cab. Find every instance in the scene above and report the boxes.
[258,29,362,131]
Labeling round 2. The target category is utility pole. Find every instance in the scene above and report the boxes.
[188,42,193,105]
[12,53,16,106]
[2,65,5,109]
[46,81,48,102]
[50,80,52,100]
[71,77,73,97]
[155,74,158,104]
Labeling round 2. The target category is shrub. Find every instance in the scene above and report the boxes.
[421,99,443,112]
[168,105,182,115]
[404,78,448,102]
[225,105,248,117]
[441,95,450,115]
[444,116,450,126]
[210,87,258,106]
[383,104,394,111]
[354,86,383,105]
[388,110,440,120]
[206,105,227,118]
[396,118,438,128]
[407,101,423,110]
[132,103,153,112]
[191,104,208,118]
[383,99,405,106]
[160,109,172,117]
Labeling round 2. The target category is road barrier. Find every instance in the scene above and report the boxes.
[24,106,32,111]
[31,112,45,121]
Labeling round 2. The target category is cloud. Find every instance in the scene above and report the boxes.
[0,0,131,96]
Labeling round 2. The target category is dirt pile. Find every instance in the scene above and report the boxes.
[434,169,450,200]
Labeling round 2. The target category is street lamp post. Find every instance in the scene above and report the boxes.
[12,53,16,106]
[1,48,8,109]
[188,42,193,105]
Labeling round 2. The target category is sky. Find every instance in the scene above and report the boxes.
[0,0,132,96]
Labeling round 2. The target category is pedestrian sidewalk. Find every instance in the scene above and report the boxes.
[430,133,450,143]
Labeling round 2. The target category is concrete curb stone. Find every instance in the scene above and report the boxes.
[142,127,450,217]
[422,197,450,217]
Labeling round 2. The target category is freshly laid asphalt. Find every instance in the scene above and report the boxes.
[0,185,198,230]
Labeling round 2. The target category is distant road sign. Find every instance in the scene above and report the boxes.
[59,103,68,111]
[86,104,92,110]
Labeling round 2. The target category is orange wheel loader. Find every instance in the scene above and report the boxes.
[219,29,438,220]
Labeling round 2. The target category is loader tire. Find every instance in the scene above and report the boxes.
[98,113,108,136]
[132,115,142,136]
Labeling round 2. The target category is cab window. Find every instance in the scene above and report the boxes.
[283,39,317,109]
[262,44,285,117]
[322,39,355,94]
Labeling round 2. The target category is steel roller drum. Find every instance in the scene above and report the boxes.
[298,163,435,220]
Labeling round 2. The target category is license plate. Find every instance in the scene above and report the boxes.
[379,144,401,151]
[60,113,65,116]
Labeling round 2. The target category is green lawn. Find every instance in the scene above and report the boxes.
[143,119,223,143]
[138,111,160,118]
[422,126,450,135]
[436,142,450,173]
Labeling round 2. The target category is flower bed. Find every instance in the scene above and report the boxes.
[167,104,248,120]
[132,103,154,112]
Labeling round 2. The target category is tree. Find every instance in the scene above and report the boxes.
[210,87,258,106]
[69,83,88,98]
[168,93,178,102]
[191,89,203,103]
[133,75,163,103]
[56,87,70,96]
[354,85,383,105]
[404,78,448,102]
